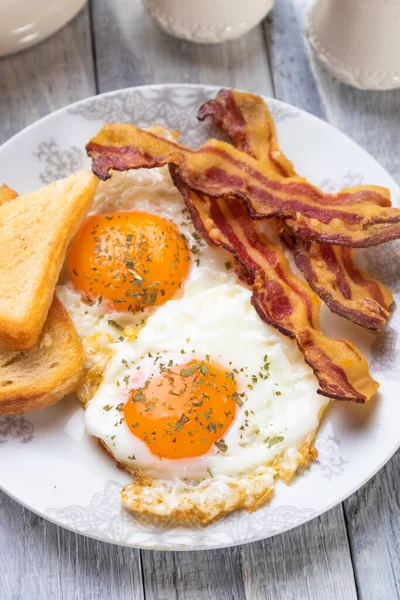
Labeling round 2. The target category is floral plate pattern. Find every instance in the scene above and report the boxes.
[0,85,399,550]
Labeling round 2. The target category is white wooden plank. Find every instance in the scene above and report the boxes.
[0,494,144,600]
[139,506,357,600]
[265,2,400,598]
[0,5,95,145]
[240,506,357,600]
[265,0,326,119]
[141,546,246,600]
[344,454,400,600]
[91,0,273,96]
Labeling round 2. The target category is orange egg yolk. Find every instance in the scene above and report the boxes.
[124,360,237,459]
[68,211,191,312]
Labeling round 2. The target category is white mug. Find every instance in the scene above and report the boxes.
[142,0,275,44]
[0,0,86,58]
[307,0,400,90]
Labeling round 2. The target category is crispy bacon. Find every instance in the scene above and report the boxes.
[171,171,378,403]
[198,89,394,330]
[294,243,393,329]
[198,88,296,177]
[87,125,400,247]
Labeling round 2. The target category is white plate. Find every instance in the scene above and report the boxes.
[0,84,399,551]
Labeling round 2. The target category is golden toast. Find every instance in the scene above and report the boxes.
[0,294,84,414]
[0,170,98,350]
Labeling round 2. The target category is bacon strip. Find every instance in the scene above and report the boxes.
[294,243,393,330]
[171,172,378,403]
[198,89,394,330]
[198,88,296,177]
[86,121,380,401]
[87,125,400,248]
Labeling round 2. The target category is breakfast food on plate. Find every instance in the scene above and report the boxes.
[87,122,396,403]
[293,243,393,330]
[55,133,329,521]
[2,89,397,522]
[79,91,399,520]
[171,176,378,403]
[198,89,394,331]
[0,295,84,415]
[87,124,400,247]
[117,285,327,520]
[0,179,94,414]
[0,170,98,350]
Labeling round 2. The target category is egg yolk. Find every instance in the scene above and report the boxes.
[68,211,191,312]
[124,360,237,459]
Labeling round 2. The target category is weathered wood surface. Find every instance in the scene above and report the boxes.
[140,506,357,600]
[0,0,399,598]
[0,493,144,600]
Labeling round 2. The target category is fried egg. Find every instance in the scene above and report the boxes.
[57,147,236,344]
[57,130,328,523]
[84,284,328,522]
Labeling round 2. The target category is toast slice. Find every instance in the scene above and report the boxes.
[0,170,98,350]
[0,294,84,414]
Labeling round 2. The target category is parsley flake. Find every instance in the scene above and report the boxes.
[264,435,284,448]
[108,320,124,331]
[215,440,228,452]
[175,413,190,431]
[180,364,199,377]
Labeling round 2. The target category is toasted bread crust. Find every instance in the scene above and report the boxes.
[0,184,18,206]
[0,295,84,414]
[0,171,98,351]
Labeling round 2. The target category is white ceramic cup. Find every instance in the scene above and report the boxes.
[0,0,86,58]
[307,0,400,90]
[142,0,275,44]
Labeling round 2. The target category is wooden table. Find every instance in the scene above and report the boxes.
[1,1,400,598]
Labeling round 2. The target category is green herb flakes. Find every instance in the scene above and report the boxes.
[215,440,228,452]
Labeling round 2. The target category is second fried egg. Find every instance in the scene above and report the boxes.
[84,284,328,521]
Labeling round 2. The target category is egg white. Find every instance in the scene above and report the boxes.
[85,284,328,479]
